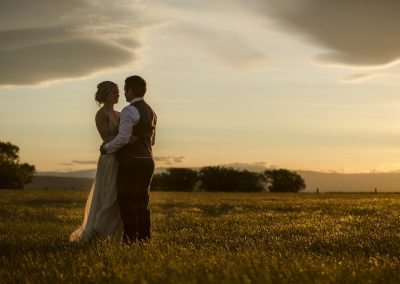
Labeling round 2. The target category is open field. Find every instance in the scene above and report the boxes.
[0,190,399,283]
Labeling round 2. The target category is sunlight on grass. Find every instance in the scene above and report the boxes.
[0,190,399,283]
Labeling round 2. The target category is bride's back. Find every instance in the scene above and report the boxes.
[95,108,119,143]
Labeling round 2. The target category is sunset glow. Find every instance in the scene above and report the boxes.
[1,0,400,173]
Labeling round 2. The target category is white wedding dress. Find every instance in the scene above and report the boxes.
[70,114,123,243]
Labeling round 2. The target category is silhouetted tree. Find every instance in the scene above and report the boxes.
[152,168,198,191]
[199,166,263,192]
[0,141,35,189]
[262,169,305,193]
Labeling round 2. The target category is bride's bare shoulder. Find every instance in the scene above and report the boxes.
[96,108,106,118]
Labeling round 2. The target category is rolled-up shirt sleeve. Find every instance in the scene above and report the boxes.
[103,105,140,153]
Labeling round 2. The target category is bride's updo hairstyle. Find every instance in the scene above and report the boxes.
[95,81,117,105]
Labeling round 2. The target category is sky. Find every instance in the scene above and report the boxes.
[1,0,400,173]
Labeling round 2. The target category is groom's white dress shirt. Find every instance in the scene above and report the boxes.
[103,97,143,154]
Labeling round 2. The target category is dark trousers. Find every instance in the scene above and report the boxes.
[117,157,154,243]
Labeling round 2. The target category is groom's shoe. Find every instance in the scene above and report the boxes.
[122,234,136,245]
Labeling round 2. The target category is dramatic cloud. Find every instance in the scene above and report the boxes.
[155,156,186,165]
[343,72,400,83]
[249,0,400,68]
[148,0,267,68]
[0,0,155,86]
[71,160,98,165]
[221,162,270,172]
[342,73,375,84]
[175,24,266,68]
[172,156,186,163]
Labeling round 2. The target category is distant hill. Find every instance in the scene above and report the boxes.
[37,167,167,179]
[28,168,400,192]
[25,176,93,190]
[297,170,400,193]
[27,168,166,190]
[37,169,97,179]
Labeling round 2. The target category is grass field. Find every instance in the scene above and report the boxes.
[0,190,399,283]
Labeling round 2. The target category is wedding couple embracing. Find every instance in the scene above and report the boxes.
[70,75,157,244]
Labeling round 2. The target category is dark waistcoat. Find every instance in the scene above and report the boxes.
[117,100,157,160]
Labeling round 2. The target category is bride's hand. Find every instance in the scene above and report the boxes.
[99,144,107,155]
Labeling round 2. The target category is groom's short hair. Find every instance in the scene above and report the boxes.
[125,75,147,97]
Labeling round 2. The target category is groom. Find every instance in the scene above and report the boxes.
[101,75,157,243]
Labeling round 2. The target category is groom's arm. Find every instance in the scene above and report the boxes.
[102,105,140,154]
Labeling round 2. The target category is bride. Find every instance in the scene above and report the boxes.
[70,81,123,242]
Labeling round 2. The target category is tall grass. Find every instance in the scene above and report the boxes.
[0,190,399,283]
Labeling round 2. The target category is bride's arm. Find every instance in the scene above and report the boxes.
[95,110,115,143]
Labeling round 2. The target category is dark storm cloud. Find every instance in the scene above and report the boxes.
[0,0,154,86]
[248,0,400,68]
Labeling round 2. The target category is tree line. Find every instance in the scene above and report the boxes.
[0,141,35,189]
[151,166,305,193]
[0,140,305,192]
